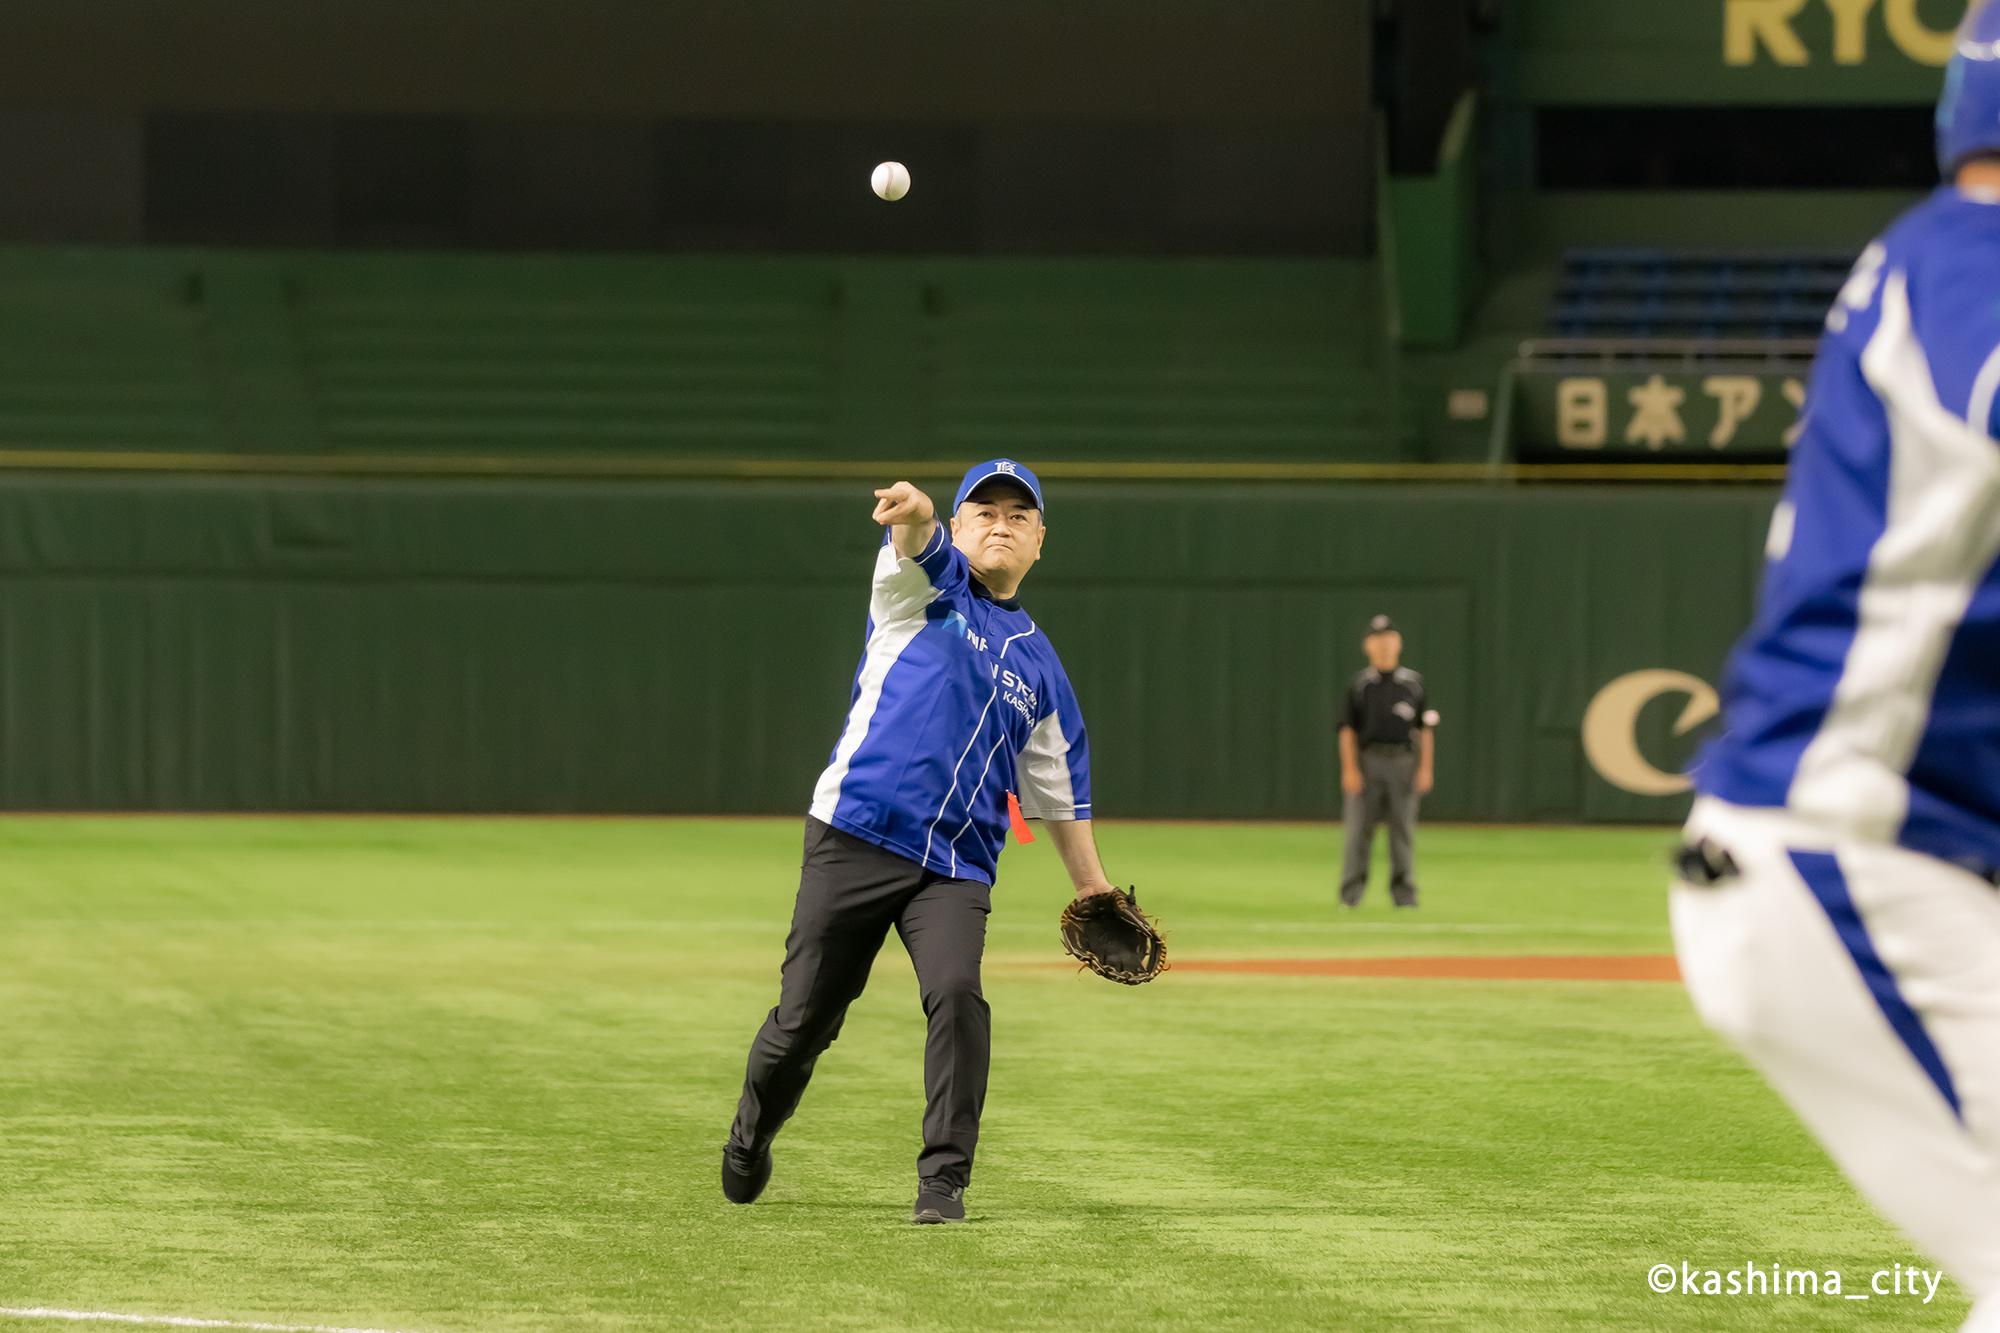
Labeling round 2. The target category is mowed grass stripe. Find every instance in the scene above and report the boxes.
[0,1306,435,1333]
[0,818,1966,1331]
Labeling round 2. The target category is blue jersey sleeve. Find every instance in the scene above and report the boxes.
[1015,656,1091,820]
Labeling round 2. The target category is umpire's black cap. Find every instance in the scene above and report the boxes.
[1367,614,1398,635]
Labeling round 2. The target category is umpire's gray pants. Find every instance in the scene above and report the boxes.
[1341,748,1420,907]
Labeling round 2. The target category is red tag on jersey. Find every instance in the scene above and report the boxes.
[1006,792,1036,843]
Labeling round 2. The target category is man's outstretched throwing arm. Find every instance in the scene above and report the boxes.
[872,481,937,558]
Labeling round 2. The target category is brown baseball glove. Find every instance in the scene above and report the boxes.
[1059,888,1168,985]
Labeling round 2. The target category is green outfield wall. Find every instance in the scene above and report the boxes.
[0,474,1776,825]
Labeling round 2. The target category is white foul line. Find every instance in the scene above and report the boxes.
[0,1308,444,1333]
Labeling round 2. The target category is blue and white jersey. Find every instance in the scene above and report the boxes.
[1698,186,2000,874]
[808,524,1092,885]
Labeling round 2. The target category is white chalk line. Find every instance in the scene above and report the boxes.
[0,1307,448,1333]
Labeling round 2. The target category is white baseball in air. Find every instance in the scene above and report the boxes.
[871,161,911,201]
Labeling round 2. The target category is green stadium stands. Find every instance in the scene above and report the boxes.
[0,252,214,451]
[299,258,842,458]
[926,262,1393,461]
[0,248,1403,466]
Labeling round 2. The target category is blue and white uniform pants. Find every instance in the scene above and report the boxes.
[1674,796,2000,1330]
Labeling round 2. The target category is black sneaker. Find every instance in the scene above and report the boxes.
[721,1143,772,1204]
[913,1178,966,1224]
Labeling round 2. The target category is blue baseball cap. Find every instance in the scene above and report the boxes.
[1939,0,2000,175]
[953,458,1044,512]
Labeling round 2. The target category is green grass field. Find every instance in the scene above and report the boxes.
[0,817,1967,1332]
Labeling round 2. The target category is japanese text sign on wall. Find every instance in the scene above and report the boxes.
[1514,368,1808,456]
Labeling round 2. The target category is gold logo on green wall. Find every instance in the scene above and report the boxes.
[1724,0,1964,67]
[1583,671,1720,797]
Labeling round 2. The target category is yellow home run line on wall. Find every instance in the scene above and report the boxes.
[0,452,1789,485]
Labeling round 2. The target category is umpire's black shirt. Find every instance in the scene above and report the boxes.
[1343,666,1429,750]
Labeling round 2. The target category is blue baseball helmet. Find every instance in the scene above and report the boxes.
[953,458,1044,512]
[1939,0,2000,176]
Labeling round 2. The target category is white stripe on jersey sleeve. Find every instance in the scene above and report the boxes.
[871,528,950,627]
[1015,710,1078,820]
[1970,340,2000,438]
[1788,270,2000,842]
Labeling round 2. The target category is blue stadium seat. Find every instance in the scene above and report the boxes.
[1547,248,1858,341]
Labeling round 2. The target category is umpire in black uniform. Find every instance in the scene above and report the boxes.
[1339,615,1434,908]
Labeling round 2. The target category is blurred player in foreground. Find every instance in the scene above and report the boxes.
[1675,6,2000,1325]
[722,459,1115,1224]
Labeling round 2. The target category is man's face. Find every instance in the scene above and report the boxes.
[951,486,1045,587]
[1364,631,1401,671]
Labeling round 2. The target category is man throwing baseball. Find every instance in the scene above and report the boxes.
[722,459,1117,1224]
[1676,7,2000,1327]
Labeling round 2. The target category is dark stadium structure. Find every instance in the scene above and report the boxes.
[0,0,1947,821]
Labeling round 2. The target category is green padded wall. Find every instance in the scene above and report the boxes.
[0,475,1774,823]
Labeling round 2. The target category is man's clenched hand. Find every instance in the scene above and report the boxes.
[872,481,938,558]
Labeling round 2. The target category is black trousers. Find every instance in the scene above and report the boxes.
[729,817,992,1188]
